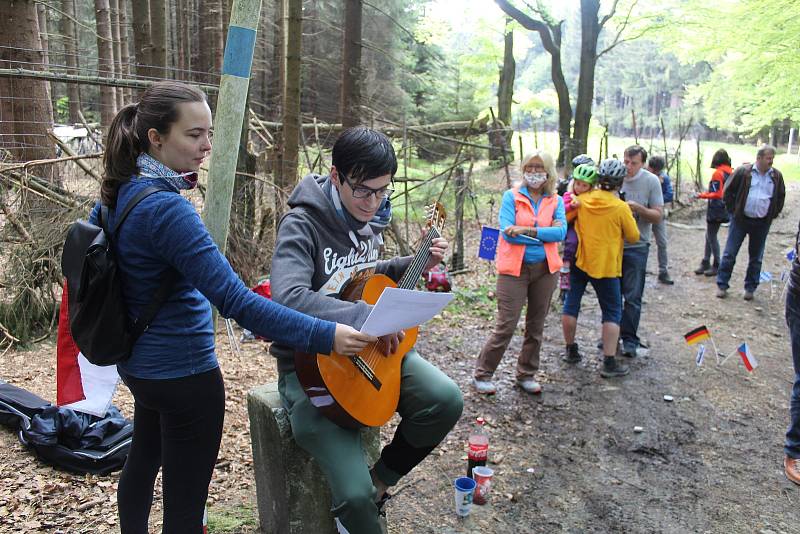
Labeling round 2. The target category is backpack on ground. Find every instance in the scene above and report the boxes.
[0,380,132,475]
[61,185,178,366]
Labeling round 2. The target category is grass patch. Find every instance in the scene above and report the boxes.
[207,505,258,533]
[450,285,496,320]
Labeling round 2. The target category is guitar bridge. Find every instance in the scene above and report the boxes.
[349,355,382,391]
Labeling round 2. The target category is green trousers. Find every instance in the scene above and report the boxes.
[279,349,463,534]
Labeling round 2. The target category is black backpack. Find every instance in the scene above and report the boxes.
[61,185,178,366]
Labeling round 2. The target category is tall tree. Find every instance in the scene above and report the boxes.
[61,0,82,122]
[110,0,124,107]
[131,0,153,79]
[94,0,117,128]
[497,19,515,128]
[0,0,55,161]
[340,0,362,127]
[35,2,53,111]
[495,0,639,166]
[149,0,167,76]
[281,0,302,188]
[117,0,133,101]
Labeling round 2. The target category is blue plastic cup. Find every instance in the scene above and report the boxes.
[454,476,477,516]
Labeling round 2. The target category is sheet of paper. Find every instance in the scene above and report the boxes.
[359,287,454,337]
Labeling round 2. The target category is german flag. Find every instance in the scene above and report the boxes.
[684,325,711,346]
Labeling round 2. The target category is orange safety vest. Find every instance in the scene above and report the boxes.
[496,190,563,276]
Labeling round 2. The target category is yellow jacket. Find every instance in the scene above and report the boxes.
[567,189,640,278]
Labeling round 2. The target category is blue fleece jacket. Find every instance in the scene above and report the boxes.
[499,187,567,265]
[89,176,336,379]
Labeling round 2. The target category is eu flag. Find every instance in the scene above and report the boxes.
[478,226,500,261]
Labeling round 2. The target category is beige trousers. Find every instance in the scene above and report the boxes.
[474,261,557,381]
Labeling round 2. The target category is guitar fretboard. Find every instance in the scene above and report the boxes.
[397,226,442,290]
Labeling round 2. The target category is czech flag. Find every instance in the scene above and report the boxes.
[478,226,500,261]
[56,283,120,416]
[684,325,711,346]
[737,342,758,372]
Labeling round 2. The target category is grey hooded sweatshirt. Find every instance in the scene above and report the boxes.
[269,174,413,373]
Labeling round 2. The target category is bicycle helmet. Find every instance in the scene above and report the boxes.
[597,158,626,190]
[571,153,595,167]
[572,163,597,185]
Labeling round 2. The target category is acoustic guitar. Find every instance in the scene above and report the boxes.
[294,203,447,429]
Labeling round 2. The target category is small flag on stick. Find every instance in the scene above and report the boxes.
[478,226,500,261]
[737,342,758,372]
[684,325,711,346]
[760,271,773,283]
[695,344,706,366]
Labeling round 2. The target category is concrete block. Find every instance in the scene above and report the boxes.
[248,382,380,534]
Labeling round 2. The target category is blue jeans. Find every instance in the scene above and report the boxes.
[785,291,800,458]
[620,244,650,352]
[716,217,772,292]
[562,265,622,324]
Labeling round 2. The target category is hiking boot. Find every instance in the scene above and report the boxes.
[785,456,800,486]
[472,378,496,395]
[658,272,674,285]
[563,343,582,363]
[516,379,542,394]
[743,290,755,301]
[716,287,728,299]
[694,261,710,275]
[704,265,718,277]
[600,357,630,378]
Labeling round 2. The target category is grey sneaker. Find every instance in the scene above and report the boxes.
[743,290,754,301]
[716,287,728,299]
[600,357,630,378]
[563,343,582,363]
[516,379,542,394]
[472,378,496,395]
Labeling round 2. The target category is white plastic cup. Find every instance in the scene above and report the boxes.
[454,476,476,517]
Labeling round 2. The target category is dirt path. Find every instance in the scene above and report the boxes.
[2,187,799,533]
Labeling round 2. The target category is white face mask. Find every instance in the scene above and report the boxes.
[524,172,548,189]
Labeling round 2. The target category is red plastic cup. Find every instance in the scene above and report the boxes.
[471,466,494,505]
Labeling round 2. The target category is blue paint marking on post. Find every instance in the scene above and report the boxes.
[222,26,257,78]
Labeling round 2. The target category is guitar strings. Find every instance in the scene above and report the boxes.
[363,224,441,369]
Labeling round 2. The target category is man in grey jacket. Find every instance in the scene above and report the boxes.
[269,127,463,534]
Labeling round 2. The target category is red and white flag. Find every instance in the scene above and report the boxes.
[56,283,119,416]
[737,342,758,372]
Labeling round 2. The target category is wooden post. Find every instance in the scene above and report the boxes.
[453,166,466,271]
[518,134,523,163]
[631,109,639,145]
[789,127,796,156]
[202,0,262,253]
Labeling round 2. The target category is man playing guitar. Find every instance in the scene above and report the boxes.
[269,127,463,533]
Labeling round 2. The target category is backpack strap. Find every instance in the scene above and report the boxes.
[103,184,179,342]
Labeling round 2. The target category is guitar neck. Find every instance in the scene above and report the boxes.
[397,226,441,290]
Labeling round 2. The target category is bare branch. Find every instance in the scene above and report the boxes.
[494,0,560,55]
[596,0,640,59]
[599,0,621,29]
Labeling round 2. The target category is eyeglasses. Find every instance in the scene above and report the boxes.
[342,176,395,200]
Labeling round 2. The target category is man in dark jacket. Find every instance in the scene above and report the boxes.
[716,145,785,300]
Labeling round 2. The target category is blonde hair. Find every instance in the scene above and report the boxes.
[520,150,558,195]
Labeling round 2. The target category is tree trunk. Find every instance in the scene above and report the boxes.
[340,0,362,127]
[571,0,600,162]
[117,0,132,101]
[149,0,167,77]
[271,0,284,120]
[494,18,514,160]
[61,0,82,122]
[213,0,225,76]
[35,2,54,113]
[0,0,55,162]
[131,0,153,80]
[95,0,117,129]
[282,0,302,188]
[110,0,124,107]
[497,19,514,128]
[175,0,187,74]
[547,24,572,167]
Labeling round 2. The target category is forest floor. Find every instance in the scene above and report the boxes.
[2,183,800,534]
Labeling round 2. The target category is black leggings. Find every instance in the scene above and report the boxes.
[118,367,225,534]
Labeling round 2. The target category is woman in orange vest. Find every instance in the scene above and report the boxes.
[473,150,566,395]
